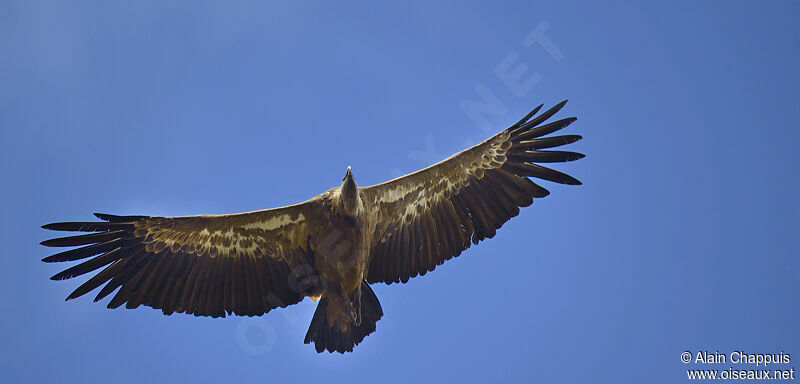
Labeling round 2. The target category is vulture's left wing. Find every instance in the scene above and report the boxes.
[363,101,582,284]
[42,202,322,317]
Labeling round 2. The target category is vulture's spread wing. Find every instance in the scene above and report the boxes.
[42,202,321,317]
[363,101,582,284]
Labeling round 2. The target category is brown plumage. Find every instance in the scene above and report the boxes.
[41,101,583,353]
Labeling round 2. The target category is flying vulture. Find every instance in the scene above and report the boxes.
[41,101,583,353]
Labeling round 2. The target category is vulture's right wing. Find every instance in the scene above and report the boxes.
[41,201,324,317]
[363,101,583,284]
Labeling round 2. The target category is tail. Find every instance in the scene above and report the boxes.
[304,281,383,353]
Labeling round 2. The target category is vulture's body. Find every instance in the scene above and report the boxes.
[42,101,583,353]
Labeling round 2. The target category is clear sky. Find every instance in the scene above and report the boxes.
[2,1,798,383]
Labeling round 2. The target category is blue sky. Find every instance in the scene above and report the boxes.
[2,1,798,383]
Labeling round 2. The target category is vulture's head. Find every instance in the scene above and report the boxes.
[339,166,361,216]
[341,166,358,195]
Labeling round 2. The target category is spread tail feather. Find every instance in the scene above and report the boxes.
[304,281,383,353]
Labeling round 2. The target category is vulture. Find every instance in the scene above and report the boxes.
[41,101,583,353]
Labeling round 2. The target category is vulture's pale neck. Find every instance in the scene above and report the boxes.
[339,166,361,217]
